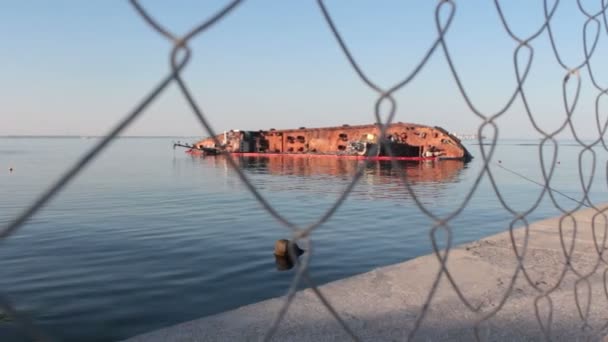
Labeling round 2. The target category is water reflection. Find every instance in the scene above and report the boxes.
[196,155,468,201]
[274,254,297,271]
[234,155,466,183]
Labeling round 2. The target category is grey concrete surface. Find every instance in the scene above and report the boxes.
[125,206,608,341]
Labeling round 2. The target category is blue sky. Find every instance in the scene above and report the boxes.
[1,1,607,139]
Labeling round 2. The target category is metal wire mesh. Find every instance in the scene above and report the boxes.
[3,0,608,340]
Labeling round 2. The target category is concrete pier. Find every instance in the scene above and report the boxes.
[125,206,608,341]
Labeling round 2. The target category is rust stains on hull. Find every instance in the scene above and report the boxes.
[190,123,473,162]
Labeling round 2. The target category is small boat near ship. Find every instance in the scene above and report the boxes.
[174,122,473,162]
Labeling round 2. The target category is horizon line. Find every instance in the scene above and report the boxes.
[0,135,204,138]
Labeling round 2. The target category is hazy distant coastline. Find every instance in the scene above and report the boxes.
[0,135,202,139]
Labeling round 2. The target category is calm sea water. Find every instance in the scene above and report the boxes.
[0,137,606,341]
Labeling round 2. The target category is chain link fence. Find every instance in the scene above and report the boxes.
[3,0,608,340]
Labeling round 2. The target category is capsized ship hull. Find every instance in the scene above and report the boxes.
[180,123,473,162]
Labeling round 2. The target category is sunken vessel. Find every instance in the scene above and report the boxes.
[175,122,473,162]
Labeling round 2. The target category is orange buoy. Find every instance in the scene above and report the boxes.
[274,239,304,257]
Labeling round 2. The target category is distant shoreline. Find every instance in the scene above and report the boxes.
[0,135,202,139]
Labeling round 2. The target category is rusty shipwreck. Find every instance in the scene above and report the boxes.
[175,123,473,162]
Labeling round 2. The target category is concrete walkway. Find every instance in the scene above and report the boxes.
[126,206,608,341]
